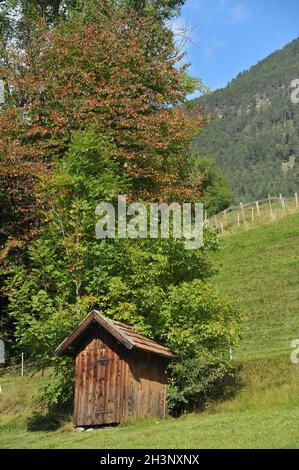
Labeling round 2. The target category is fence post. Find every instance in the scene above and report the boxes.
[240,202,245,221]
[279,193,286,211]
[223,210,228,226]
[21,352,24,377]
[212,192,294,232]
[268,194,273,218]
[256,201,261,217]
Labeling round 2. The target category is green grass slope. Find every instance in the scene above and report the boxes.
[214,211,299,359]
[1,356,299,449]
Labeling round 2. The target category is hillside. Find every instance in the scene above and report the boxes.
[1,355,299,448]
[192,37,299,202]
[1,211,299,448]
[213,210,299,359]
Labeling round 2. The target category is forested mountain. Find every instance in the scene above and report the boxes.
[191,37,299,202]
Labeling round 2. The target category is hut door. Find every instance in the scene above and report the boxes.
[93,342,117,425]
[74,339,119,427]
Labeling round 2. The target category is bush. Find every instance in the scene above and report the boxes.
[162,280,241,414]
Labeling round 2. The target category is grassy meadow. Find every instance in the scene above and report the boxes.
[214,210,299,359]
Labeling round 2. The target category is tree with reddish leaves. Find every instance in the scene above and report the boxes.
[0,2,205,255]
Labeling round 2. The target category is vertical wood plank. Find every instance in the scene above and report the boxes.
[72,325,170,426]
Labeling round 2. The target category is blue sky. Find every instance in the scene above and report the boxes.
[171,0,299,93]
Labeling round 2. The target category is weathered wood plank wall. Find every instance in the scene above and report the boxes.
[73,326,168,426]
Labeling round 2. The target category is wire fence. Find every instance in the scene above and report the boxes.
[0,356,53,378]
[205,192,299,235]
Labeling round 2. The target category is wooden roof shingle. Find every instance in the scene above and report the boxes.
[55,310,172,359]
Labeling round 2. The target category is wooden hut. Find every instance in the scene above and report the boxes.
[55,310,172,426]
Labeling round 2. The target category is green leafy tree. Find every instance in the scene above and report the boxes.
[0,0,185,44]
[162,280,240,414]
[0,1,204,252]
[5,128,241,411]
[194,157,235,215]
[0,1,201,363]
[118,0,185,19]
[2,0,241,414]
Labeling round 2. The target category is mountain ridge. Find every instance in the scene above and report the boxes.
[191,37,299,201]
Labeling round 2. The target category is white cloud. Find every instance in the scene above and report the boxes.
[230,3,249,23]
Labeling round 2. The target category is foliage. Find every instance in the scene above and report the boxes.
[0,0,185,46]
[0,1,204,251]
[1,0,241,414]
[0,2,205,353]
[5,129,241,411]
[191,157,235,215]
[161,280,240,414]
[115,0,185,19]
[192,37,299,202]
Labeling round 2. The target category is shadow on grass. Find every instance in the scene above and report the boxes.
[203,363,246,412]
[221,364,245,400]
[27,411,69,432]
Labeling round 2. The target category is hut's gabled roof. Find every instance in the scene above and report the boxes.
[55,310,172,359]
